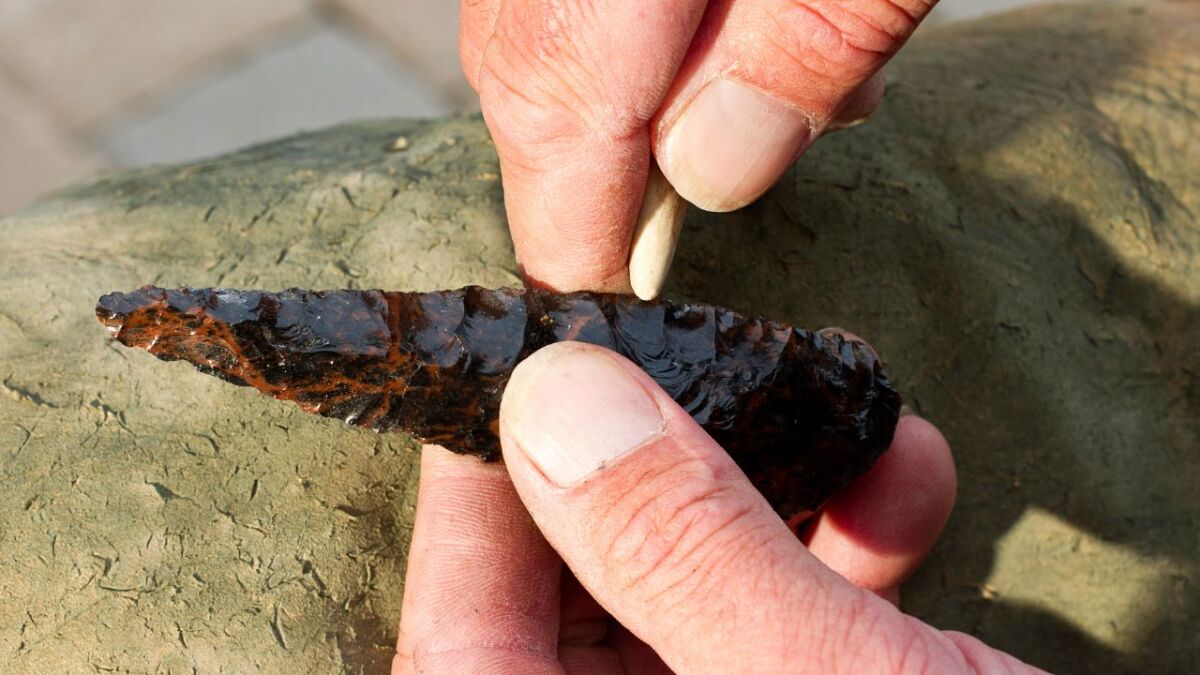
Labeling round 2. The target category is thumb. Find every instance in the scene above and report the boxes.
[499,342,963,673]
[651,0,931,212]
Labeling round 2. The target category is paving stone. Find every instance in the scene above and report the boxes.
[0,72,100,215]
[329,0,476,108]
[101,24,455,167]
[0,0,310,131]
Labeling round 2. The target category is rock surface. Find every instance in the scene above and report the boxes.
[1,2,1197,672]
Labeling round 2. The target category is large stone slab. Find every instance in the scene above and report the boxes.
[1,2,1196,672]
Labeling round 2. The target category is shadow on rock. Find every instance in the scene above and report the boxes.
[671,3,1200,672]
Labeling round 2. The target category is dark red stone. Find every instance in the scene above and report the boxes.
[96,286,900,517]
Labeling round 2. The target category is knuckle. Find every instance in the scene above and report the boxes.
[476,2,643,154]
[477,56,589,163]
[598,454,768,604]
[885,622,970,675]
[826,598,950,675]
[796,581,897,670]
[892,631,941,675]
[769,0,923,83]
[806,580,869,663]
[944,630,1028,675]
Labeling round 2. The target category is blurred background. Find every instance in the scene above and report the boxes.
[0,0,1060,216]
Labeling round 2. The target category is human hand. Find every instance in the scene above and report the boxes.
[394,341,1046,673]
[460,0,934,295]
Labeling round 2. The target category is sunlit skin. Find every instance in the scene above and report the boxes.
[393,1,1048,672]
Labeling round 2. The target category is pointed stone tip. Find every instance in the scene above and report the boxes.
[95,286,165,331]
[96,293,129,331]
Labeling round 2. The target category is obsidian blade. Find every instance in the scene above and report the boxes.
[96,286,900,517]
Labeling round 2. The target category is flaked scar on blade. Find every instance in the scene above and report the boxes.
[96,286,901,519]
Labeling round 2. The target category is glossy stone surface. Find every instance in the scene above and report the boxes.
[97,285,901,517]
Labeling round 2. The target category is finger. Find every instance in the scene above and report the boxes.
[475,0,708,291]
[827,71,887,131]
[610,625,674,675]
[800,328,954,604]
[499,342,971,673]
[557,571,674,674]
[803,413,956,603]
[558,571,610,648]
[458,0,502,92]
[652,0,937,211]
[393,445,562,674]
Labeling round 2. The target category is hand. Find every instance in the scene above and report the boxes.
[460,0,932,294]
[393,341,1045,673]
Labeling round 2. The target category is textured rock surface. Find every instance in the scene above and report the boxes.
[0,2,1197,672]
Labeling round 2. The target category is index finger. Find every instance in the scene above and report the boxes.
[475,0,709,292]
[393,446,562,673]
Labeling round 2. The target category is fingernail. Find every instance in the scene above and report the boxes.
[502,342,665,487]
[629,164,687,300]
[899,404,916,418]
[660,79,812,212]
